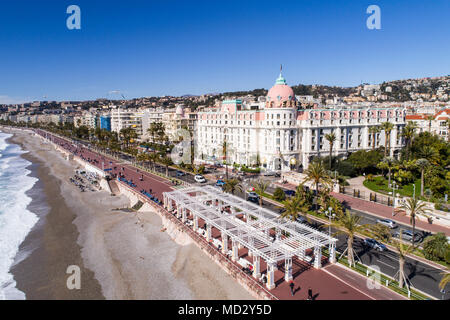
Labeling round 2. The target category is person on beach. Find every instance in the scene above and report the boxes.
[307,287,313,300]
[289,280,295,296]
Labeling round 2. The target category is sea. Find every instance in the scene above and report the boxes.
[0,132,39,299]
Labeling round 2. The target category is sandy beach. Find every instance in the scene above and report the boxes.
[7,129,252,300]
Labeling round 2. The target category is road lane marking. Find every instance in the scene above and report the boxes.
[376,259,396,269]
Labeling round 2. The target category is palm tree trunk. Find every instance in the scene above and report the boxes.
[388,167,391,187]
[420,169,424,197]
[315,182,319,211]
[412,217,416,247]
[399,257,405,288]
[329,145,333,170]
[372,133,375,150]
[347,236,354,267]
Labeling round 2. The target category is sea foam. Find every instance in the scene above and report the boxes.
[0,132,39,300]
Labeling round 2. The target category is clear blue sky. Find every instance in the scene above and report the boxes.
[0,0,449,103]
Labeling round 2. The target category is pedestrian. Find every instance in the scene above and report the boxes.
[307,287,313,300]
[289,280,295,296]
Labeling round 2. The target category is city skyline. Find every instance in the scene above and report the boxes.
[1,0,449,103]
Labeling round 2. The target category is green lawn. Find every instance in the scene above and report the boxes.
[363,176,422,198]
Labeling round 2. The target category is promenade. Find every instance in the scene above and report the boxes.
[34,129,404,300]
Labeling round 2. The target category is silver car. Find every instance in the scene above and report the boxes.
[376,219,397,229]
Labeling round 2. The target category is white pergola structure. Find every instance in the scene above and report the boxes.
[163,185,337,290]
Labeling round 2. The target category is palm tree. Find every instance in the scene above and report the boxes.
[222,140,228,180]
[119,127,137,149]
[160,156,172,176]
[302,162,332,210]
[425,115,434,133]
[381,122,394,157]
[280,196,309,222]
[391,235,414,289]
[330,211,363,267]
[325,132,336,170]
[439,272,450,291]
[401,122,417,159]
[400,197,430,247]
[377,157,396,187]
[415,158,429,197]
[136,152,149,166]
[369,126,381,150]
[418,145,439,165]
[252,180,270,206]
[223,178,242,195]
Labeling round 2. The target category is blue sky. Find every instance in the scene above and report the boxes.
[0,0,449,103]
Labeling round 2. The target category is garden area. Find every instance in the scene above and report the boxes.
[363,176,421,198]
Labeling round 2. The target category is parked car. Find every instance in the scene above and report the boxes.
[194,174,206,183]
[263,171,276,176]
[376,219,397,229]
[284,190,296,197]
[237,171,246,176]
[364,238,387,252]
[296,216,307,224]
[216,179,226,187]
[176,170,185,177]
[393,229,421,242]
[247,192,260,203]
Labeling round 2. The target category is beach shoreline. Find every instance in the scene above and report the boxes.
[6,129,252,300]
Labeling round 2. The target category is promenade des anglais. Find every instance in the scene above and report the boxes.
[0,0,449,312]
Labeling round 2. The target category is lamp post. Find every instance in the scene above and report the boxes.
[392,182,397,216]
[328,206,334,238]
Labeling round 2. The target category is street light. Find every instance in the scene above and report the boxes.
[328,206,335,238]
[392,182,398,216]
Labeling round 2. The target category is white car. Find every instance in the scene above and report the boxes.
[376,219,397,229]
[194,174,206,183]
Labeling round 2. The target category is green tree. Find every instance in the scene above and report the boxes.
[377,157,396,187]
[325,132,336,170]
[280,196,309,222]
[422,232,449,261]
[400,198,430,247]
[381,122,394,157]
[368,126,381,150]
[415,158,429,197]
[401,121,417,159]
[273,187,286,201]
[252,180,270,206]
[303,162,332,197]
[391,234,415,289]
[160,155,172,176]
[330,211,363,267]
[223,178,242,195]
[347,149,383,175]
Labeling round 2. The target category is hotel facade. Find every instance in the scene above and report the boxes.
[195,72,407,171]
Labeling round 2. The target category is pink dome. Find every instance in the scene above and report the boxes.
[265,72,296,108]
[267,84,295,104]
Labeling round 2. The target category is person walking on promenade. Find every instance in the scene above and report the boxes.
[289,280,295,296]
[307,287,313,300]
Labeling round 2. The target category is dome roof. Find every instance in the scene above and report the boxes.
[266,72,296,108]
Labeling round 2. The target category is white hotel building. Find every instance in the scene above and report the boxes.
[195,72,407,171]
